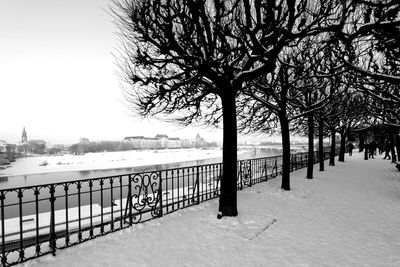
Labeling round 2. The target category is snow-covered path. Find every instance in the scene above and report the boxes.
[25,152,400,267]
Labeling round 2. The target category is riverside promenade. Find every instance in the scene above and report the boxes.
[27,152,400,267]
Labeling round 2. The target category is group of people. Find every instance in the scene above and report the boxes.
[353,140,393,160]
[365,140,378,159]
[348,139,399,173]
[346,141,378,158]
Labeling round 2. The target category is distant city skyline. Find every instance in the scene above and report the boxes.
[2,125,300,146]
[1,124,223,145]
[0,1,224,145]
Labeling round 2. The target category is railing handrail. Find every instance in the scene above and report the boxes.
[0,148,331,192]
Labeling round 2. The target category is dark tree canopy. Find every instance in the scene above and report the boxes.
[112,0,352,122]
[111,0,375,216]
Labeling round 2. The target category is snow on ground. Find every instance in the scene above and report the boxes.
[23,152,400,267]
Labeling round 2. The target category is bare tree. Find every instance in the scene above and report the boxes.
[243,42,332,187]
[339,1,400,83]
[241,64,295,190]
[336,91,368,162]
[111,0,247,218]
[356,78,400,161]
[111,0,351,214]
[284,39,334,179]
[338,0,400,160]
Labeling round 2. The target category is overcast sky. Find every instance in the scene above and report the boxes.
[0,0,226,144]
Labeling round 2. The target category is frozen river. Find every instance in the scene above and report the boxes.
[0,147,285,189]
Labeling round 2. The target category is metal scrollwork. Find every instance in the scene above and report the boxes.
[126,172,161,224]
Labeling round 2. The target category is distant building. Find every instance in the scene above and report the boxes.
[21,127,28,143]
[6,144,17,154]
[155,134,168,139]
[17,126,29,154]
[195,133,205,148]
[28,140,46,146]
[143,137,159,149]
[167,137,181,149]
[181,138,194,148]
[123,134,208,150]
[0,140,7,153]
[155,134,169,148]
[123,136,144,149]
[28,140,47,154]
[0,141,17,154]
[123,136,159,150]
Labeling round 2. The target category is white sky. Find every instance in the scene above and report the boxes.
[0,0,223,144]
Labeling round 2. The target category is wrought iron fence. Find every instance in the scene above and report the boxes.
[0,149,334,266]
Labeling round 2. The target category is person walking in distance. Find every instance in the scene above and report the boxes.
[369,140,376,159]
[347,142,354,156]
[383,141,391,160]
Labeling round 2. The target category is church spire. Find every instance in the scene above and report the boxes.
[21,126,28,143]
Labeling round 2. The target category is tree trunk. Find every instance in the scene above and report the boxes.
[218,93,238,218]
[280,115,291,190]
[358,133,364,152]
[329,128,336,166]
[318,119,324,171]
[395,128,400,162]
[307,114,314,179]
[338,132,346,162]
[390,131,397,163]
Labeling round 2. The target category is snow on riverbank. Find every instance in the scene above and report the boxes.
[24,152,400,267]
[1,148,223,177]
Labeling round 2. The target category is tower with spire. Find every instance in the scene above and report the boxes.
[21,126,28,143]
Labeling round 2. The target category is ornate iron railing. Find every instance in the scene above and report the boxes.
[0,149,334,266]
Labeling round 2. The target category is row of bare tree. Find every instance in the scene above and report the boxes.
[110,0,400,218]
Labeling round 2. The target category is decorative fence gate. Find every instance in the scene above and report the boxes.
[0,149,334,266]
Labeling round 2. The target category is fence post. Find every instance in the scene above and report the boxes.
[290,155,293,172]
[274,158,278,177]
[249,160,252,187]
[264,159,268,181]
[196,166,200,204]
[300,153,303,167]
[158,171,163,217]
[240,161,243,190]
[99,180,104,234]
[128,175,133,226]
[18,189,24,261]
[49,185,56,256]
[1,191,6,266]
